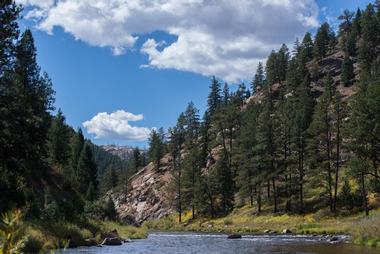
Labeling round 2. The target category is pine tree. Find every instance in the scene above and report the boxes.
[207,76,221,117]
[338,10,354,36]
[340,178,353,210]
[252,62,265,93]
[77,143,98,196]
[101,167,118,193]
[148,129,165,170]
[358,4,380,75]
[313,22,333,59]
[307,74,335,212]
[48,109,71,168]
[341,54,355,86]
[235,103,259,207]
[301,32,314,61]
[255,87,278,212]
[132,147,142,173]
[71,128,85,174]
[0,0,20,76]
[168,113,186,222]
[0,0,22,212]
[215,153,234,213]
[104,198,117,220]
[182,102,201,219]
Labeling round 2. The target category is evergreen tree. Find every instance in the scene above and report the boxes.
[235,103,259,207]
[132,147,142,173]
[0,0,20,76]
[0,0,22,212]
[340,178,353,210]
[168,113,186,222]
[255,87,278,212]
[307,74,335,212]
[341,54,355,86]
[101,167,118,193]
[207,76,221,117]
[48,109,71,169]
[77,143,98,197]
[182,102,201,219]
[71,128,85,174]
[313,22,333,59]
[359,4,380,75]
[148,129,165,170]
[252,62,265,93]
[215,153,234,213]
[301,32,314,61]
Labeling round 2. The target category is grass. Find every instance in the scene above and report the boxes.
[101,221,148,239]
[145,205,380,248]
[0,214,147,253]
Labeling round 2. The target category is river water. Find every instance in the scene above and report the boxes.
[65,232,380,254]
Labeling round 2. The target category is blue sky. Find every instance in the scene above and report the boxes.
[18,0,373,147]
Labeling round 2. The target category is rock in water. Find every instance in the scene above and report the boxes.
[282,229,292,234]
[227,234,242,239]
[101,237,122,246]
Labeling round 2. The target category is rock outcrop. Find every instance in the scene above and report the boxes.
[108,154,175,225]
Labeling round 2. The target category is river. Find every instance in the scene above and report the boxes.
[64,232,380,254]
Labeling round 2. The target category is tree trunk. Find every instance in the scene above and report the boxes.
[299,132,304,214]
[257,187,262,213]
[178,156,182,223]
[333,104,340,213]
[272,177,277,213]
[361,172,369,216]
[325,112,333,213]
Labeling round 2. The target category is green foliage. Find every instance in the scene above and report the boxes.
[148,128,165,170]
[207,76,221,116]
[341,54,355,86]
[104,199,117,221]
[340,178,354,209]
[313,22,334,59]
[251,62,265,92]
[0,209,25,254]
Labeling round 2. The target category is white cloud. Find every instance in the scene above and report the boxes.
[83,110,151,141]
[19,0,319,82]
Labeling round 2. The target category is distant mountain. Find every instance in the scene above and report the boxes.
[101,145,147,161]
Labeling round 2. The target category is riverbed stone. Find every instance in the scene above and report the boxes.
[227,234,242,239]
[101,237,122,246]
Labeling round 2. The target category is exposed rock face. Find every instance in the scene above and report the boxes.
[101,145,147,161]
[108,155,175,225]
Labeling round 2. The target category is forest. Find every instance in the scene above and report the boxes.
[145,2,380,221]
[1,0,380,252]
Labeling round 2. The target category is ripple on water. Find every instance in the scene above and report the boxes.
[64,232,380,254]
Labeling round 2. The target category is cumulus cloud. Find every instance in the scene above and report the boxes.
[83,110,151,141]
[19,0,320,82]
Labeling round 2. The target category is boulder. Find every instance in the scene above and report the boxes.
[83,238,97,246]
[329,236,340,242]
[227,234,242,239]
[101,237,122,246]
[263,229,272,234]
[282,229,292,234]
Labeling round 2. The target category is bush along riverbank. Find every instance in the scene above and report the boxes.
[144,206,380,248]
[0,210,148,253]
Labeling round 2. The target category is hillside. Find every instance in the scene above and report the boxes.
[109,154,175,225]
[109,4,380,232]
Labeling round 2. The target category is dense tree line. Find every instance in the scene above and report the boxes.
[157,2,380,219]
[0,1,131,220]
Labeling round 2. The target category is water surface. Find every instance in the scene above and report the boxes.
[65,232,380,254]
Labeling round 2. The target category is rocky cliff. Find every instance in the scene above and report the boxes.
[108,154,176,225]
[102,145,147,161]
